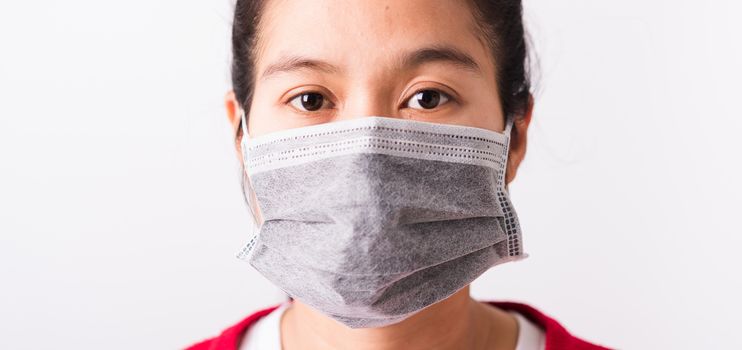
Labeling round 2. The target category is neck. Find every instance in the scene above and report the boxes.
[279,286,519,350]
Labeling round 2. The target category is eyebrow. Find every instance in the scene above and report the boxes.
[259,45,482,81]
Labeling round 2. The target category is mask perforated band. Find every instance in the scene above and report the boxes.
[243,116,513,177]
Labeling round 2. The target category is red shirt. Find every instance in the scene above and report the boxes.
[186,301,612,350]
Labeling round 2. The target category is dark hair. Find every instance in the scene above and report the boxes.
[231,0,533,136]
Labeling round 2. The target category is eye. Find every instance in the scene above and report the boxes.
[405,89,451,110]
[288,92,330,112]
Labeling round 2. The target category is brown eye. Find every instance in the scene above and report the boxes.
[289,92,327,112]
[406,89,450,110]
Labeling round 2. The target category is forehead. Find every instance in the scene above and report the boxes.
[255,0,492,76]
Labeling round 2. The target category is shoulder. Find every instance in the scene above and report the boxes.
[486,301,613,350]
[184,305,280,350]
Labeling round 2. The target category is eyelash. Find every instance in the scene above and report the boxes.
[285,88,456,113]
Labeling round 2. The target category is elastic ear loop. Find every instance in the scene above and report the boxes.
[504,114,514,136]
[239,108,249,140]
[237,109,260,259]
[240,108,258,221]
[501,115,515,191]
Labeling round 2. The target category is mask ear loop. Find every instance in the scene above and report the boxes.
[239,108,249,140]
[499,114,515,191]
[504,114,515,137]
[236,108,262,261]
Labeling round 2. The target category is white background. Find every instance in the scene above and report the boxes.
[1,0,740,349]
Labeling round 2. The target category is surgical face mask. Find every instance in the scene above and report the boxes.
[235,113,526,328]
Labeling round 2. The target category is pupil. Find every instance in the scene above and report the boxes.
[301,93,323,111]
[418,90,440,109]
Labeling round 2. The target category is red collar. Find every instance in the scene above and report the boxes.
[186,301,611,350]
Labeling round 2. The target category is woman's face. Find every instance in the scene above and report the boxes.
[243,0,505,138]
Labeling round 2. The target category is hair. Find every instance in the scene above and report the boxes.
[230,0,533,137]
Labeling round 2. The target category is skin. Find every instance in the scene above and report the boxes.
[224,0,534,349]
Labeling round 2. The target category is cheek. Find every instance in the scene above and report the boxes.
[460,84,505,132]
[245,86,287,138]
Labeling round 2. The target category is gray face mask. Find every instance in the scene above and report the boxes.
[235,114,526,328]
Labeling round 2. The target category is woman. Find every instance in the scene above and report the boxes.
[188,0,610,349]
